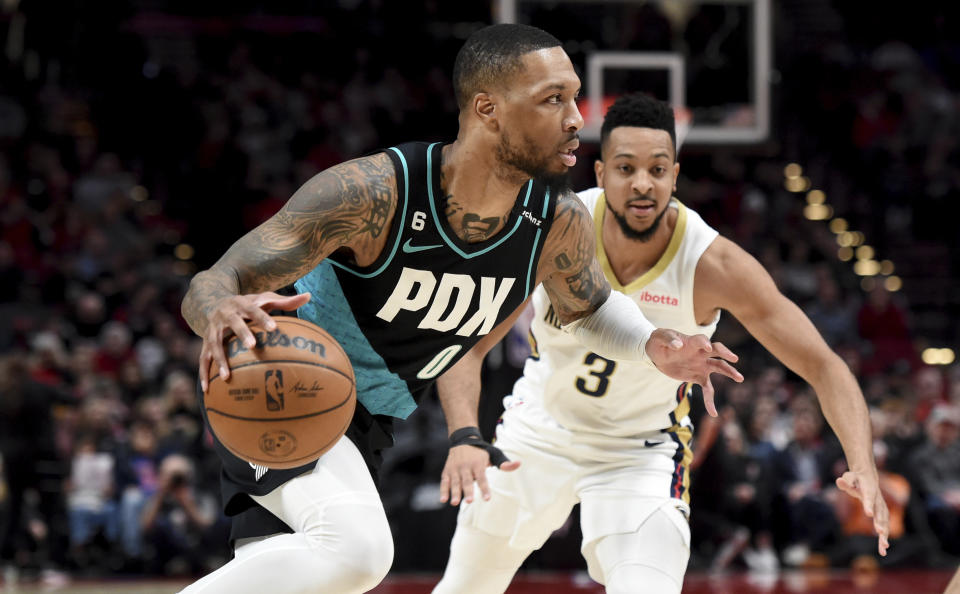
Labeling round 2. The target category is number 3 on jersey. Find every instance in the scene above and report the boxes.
[575,352,617,397]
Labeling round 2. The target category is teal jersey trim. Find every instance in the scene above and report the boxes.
[524,187,551,296]
[329,146,409,278]
[294,262,416,419]
[425,142,531,259]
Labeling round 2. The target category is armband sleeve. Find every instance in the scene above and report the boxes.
[561,290,656,363]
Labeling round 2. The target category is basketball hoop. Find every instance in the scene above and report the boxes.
[674,106,692,152]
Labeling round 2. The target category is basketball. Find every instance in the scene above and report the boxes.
[203,316,356,470]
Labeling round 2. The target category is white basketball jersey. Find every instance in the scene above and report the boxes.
[507,188,720,437]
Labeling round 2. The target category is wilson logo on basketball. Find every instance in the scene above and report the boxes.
[265,370,284,411]
[227,330,327,359]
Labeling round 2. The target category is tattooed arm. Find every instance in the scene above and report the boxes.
[536,190,610,322]
[536,190,742,400]
[181,152,397,389]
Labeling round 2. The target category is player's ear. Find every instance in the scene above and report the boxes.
[672,161,680,193]
[474,92,498,131]
[594,158,605,187]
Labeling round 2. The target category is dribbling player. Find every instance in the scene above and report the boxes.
[179,28,742,594]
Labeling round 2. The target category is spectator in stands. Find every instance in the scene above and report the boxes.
[774,395,842,565]
[140,454,222,576]
[857,286,916,376]
[909,404,960,555]
[115,420,161,565]
[806,270,857,348]
[65,433,118,570]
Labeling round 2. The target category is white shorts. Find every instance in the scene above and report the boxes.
[457,402,692,581]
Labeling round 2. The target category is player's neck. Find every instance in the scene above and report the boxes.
[601,206,677,286]
[439,141,527,242]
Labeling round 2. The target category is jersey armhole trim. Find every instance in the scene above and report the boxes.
[329,147,409,278]
[524,186,552,296]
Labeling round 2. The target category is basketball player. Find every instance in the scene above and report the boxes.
[432,93,890,594]
[178,26,742,593]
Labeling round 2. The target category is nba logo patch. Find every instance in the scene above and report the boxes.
[265,370,284,411]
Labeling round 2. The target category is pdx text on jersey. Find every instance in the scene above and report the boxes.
[376,267,515,337]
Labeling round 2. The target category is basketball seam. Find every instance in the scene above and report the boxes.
[209,359,355,385]
[225,409,355,466]
[206,386,354,422]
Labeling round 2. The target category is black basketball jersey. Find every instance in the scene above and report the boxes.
[294,141,557,419]
[207,141,556,542]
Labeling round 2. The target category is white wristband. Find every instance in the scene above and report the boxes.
[561,290,656,362]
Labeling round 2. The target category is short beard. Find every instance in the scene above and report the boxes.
[496,130,570,194]
[604,197,667,242]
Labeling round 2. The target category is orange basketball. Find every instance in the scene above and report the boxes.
[204,316,356,470]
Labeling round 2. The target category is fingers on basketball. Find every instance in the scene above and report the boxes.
[204,316,356,470]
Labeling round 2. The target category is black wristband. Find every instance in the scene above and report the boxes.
[448,426,510,468]
[449,426,483,446]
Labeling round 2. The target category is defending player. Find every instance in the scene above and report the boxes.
[433,93,889,594]
[178,27,741,593]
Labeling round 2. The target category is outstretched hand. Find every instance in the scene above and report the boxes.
[439,444,520,507]
[198,291,312,391]
[645,329,743,417]
[837,470,891,556]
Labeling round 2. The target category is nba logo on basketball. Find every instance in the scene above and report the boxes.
[265,370,284,411]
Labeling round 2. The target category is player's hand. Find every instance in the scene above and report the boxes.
[645,329,743,416]
[199,291,312,392]
[439,445,520,506]
[836,470,890,556]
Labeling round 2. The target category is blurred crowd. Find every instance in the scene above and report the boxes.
[1,0,959,585]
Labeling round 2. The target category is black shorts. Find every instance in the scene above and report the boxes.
[198,382,396,545]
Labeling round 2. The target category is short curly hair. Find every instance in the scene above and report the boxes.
[453,24,562,110]
[600,93,676,158]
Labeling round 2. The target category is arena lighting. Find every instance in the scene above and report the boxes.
[856,245,875,260]
[806,189,825,205]
[922,348,956,365]
[784,176,810,192]
[173,261,196,277]
[130,185,148,201]
[853,259,881,276]
[794,170,904,297]
[803,203,832,220]
[174,244,195,261]
[829,218,848,233]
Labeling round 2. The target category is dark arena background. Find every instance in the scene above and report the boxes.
[1,1,959,592]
